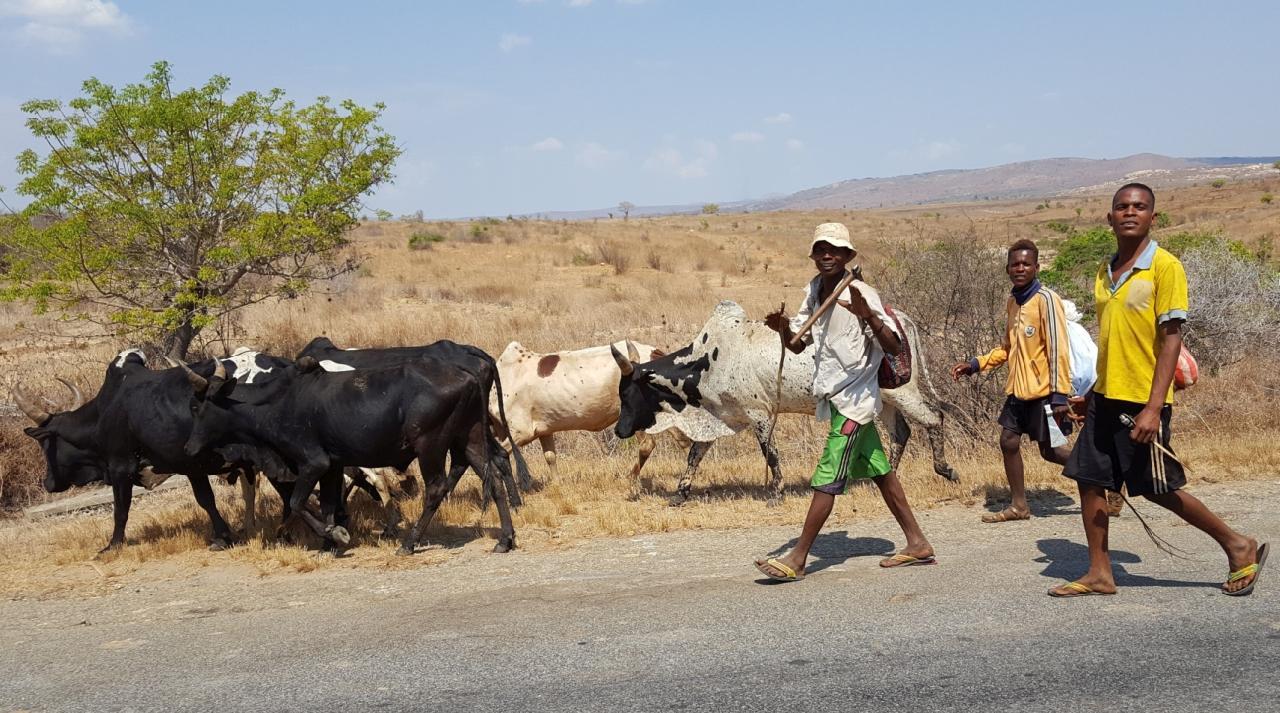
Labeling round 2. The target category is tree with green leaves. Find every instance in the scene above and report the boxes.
[1,61,400,359]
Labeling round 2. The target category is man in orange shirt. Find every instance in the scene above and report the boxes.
[953,239,1072,523]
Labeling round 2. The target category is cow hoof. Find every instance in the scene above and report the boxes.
[325,525,351,547]
[668,493,689,507]
[395,544,416,557]
[207,538,233,552]
[492,539,514,553]
[937,467,961,483]
[765,496,783,508]
[96,541,124,558]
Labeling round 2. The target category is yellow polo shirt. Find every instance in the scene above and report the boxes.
[1093,240,1188,405]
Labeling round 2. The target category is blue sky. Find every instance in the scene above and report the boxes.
[1,1,1276,217]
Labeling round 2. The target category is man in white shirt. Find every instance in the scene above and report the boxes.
[754,223,935,582]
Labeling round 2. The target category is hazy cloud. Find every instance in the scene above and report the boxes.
[785,138,804,151]
[575,141,624,168]
[644,140,717,179]
[731,130,765,143]
[499,32,532,52]
[763,112,792,124]
[566,0,594,6]
[531,137,564,151]
[0,0,131,52]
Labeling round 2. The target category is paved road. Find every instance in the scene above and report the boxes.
[3,481,1279,712]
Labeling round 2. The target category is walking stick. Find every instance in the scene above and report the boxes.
[766,302,786,445]
[788,271,858,349]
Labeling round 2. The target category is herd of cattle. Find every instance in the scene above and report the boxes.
[12,300,962,556]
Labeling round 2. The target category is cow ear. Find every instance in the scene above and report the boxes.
[24,426,48,439]
[296,356,319,373]
[214,376,237,398]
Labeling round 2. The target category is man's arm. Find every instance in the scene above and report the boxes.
[1131,321,1181,443]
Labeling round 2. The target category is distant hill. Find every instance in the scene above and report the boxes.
[531,154,1278,220]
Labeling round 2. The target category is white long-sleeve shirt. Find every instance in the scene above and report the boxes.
[789,273,899,425]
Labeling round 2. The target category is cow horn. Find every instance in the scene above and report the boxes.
[11,386,51,425]
[167,356,209,392]
[611,345,635,377]
[54,378,84,411]
[625,340,640,363]
[212,358,227,382]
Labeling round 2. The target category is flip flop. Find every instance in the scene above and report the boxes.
[754,557,804,582]
[879,553,937,568]
[1047,580,1114,598]
[981,508,1030,523]
[1224,542,1269,597]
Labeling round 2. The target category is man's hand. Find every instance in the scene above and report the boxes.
[764,308,788,334]
[839,285,873,318]
[1067,395,1088,423]
[1052,403,1069,424]
[950,362,973,381]
[1130,406,1162,444]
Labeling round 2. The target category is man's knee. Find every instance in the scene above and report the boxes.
[999,431,1021,453]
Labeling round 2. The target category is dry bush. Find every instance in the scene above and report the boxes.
[877,230,1009,435]
[596,241,631,275]
[1181,245,1280,370]
[645,248,666,272]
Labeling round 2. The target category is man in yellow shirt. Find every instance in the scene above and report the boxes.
[953,239,1073,523]
[1050,183,1266,597]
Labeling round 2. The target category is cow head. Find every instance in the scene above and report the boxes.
[179,358,239,457]
[611,342,709,439]
[14,379,103,492]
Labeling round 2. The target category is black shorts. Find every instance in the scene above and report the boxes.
[998,396,1073,448]
[1062,395,1186,497]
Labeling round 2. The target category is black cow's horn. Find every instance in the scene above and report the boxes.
[11,386,51,425]
[212,358,227,382]
[55,378,83,412]
[168,356,209,392]
[611,345,635,377]
[625,340,640,363]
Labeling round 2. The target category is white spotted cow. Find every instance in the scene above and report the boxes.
[612,301,962,505]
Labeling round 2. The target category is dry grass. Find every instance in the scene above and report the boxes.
[2,180,1279,596]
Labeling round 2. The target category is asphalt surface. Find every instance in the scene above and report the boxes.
[3,480,1279,712]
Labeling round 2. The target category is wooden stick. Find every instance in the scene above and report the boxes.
[788,271,858,348]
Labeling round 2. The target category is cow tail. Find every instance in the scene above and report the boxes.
[902,310,972,430]
[493,367,533,492]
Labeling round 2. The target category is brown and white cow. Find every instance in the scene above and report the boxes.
[489,340,718,480]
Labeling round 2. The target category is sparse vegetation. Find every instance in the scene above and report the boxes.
[1262,194,1274,205]
[408,232,446,250]
[1212,179,1227,189]
[701,203,719,215]
[1155,211,1173,229]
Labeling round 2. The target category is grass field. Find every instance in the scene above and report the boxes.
[2,177,1278,597]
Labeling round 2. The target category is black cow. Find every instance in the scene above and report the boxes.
[183,355,524,554]
[296,336,533,490]
[13,349,292,553]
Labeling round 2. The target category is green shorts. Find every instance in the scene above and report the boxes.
[811,408,892,494]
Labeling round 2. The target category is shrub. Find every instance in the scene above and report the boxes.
[1262,194,1274,205]
[701,203,719,215]
[1039,227,1116,312]
[1045,220,1073,234]
[1155,211,1172,229]
[1211,179,1226,189]
[1181,241,1280,370]
[408,232,445,250]
[596,242,630,275]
